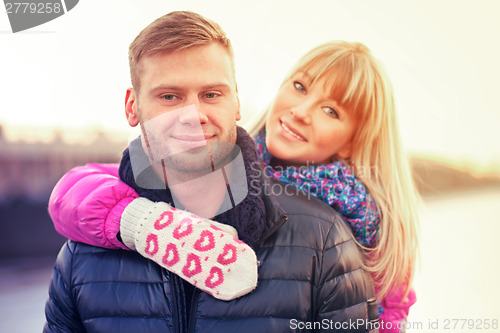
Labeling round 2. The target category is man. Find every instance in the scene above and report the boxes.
[44,11,377,332]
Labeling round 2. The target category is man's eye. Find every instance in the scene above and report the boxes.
[323,106,339,119]
[205,92,218,99]
[162,94,177,101]
[293,81,306,94]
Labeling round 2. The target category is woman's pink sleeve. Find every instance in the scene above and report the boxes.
[48,163,139,250]
[379,283,417,332]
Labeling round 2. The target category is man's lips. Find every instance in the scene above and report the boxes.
[280,120,307,142]
[171,134,213,141]
[170,134,214,150]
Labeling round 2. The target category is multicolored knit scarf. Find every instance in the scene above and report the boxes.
[254,129,380,247]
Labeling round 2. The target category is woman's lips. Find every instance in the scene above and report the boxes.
[279,120,307,142]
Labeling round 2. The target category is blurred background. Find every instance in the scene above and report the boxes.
[1,0,499,332]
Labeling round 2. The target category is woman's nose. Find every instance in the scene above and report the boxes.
[290,100,312,124]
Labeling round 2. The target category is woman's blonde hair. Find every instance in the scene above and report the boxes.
[249,41,419,298]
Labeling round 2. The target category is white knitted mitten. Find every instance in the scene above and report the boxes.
[120,197,258,301]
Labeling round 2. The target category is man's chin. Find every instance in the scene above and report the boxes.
[160,148,213,173]
[148,141,239,184]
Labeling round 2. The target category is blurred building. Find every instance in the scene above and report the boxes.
[0,126,127,203]
[0,125,128,259]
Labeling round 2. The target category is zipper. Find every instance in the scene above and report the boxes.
[187,288,201,333]
[257,214,288,247]
[167,271,187,333]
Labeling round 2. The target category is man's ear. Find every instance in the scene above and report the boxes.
[235,84,241,121]
[125,88,139,127]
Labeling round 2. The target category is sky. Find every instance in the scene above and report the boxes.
[1,0,499,170]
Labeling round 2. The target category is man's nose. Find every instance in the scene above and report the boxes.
[178,98,208,125]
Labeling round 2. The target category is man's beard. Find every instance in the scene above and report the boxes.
[138,104,238,184]
[141,123,238,178]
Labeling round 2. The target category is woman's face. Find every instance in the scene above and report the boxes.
[265,72,357,167]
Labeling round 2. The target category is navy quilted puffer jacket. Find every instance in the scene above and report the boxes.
[44,177,377,332]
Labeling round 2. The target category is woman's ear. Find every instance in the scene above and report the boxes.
[125,88,139,127]
[336,141,353,160]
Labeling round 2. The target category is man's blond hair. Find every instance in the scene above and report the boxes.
[129,11,234,92]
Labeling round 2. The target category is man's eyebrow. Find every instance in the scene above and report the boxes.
[200,83,231,90]
[150,85,182,92]
[150,83,231,92]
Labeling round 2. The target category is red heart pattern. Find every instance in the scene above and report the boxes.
[209,224,222,232]
[162,243,180,267]
[154,211,174,230]
[182,253,202,278]
[193,230,215,252]
[173,218,194,239]
[205,266,224,289]
[144,234,159,256]
[138,208,257,300]
[217,244,237,265]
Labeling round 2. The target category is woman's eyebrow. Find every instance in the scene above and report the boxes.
[295,71,313,80]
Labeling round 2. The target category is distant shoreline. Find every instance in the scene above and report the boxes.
[411,157,500,198]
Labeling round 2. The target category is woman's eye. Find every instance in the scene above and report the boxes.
[323,106,339,119]
[293,81,306,94]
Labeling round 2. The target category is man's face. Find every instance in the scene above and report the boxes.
[125,43,241,173]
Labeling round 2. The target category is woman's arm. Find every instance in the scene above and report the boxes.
[48,163,258,300]
[378,285,417,333]
[49,163,138,250]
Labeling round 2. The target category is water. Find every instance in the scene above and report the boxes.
[0,257,55,333]
[408,187,500,332]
